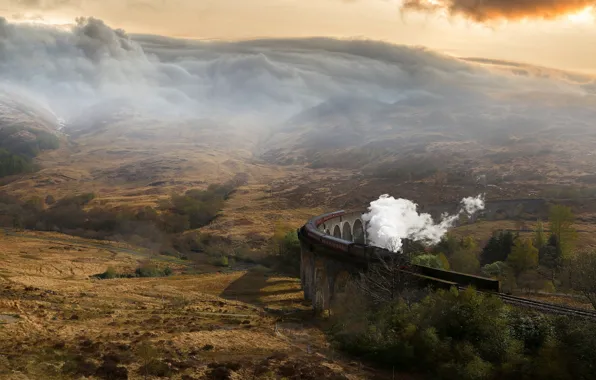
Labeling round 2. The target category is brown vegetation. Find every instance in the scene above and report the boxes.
[0,232,380,379]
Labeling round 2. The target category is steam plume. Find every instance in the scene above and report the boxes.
[363,194,485,252]
[402,0,596,22]
[461,194,485,215]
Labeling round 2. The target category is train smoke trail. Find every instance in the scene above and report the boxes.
[363,194,485,252]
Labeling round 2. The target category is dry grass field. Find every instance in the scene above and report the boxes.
[0,231,385,380]
[3,103,596,379]
[452,220,596,251]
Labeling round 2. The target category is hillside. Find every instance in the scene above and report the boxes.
[0,90,61,179]
[0,230,379,379]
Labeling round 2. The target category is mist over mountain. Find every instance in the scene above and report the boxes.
[0,16,595,164]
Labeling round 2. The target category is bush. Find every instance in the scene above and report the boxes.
[331,285,596,380]
[103,266,118,279]
[411,254,448,269]
[94,266,120,279]
[140,359,172,377]
[135,263,172,278]
[211,255,229,267]
[482,261,508,278]
[0,149,35,178]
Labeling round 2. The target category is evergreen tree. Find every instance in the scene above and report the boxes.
[481,231,516,265]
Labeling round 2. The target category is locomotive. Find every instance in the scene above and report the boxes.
[298,210,500,293]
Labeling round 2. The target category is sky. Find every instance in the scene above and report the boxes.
[1,0,596,73]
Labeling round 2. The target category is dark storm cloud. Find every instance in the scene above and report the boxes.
[402,0,596,22]
[0,17,594,134]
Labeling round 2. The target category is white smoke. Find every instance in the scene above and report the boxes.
[363,194,485,252]
[461,194,485,215]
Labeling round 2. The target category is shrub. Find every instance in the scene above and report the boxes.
[134,263,172,278]
[103,266,118,279]
[95,266,119,279]
[411,254,447,269]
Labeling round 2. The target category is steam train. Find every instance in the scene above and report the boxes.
[298,210,501,293]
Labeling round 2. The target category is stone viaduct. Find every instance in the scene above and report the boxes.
[299,198,549,311]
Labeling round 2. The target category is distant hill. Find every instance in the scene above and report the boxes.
[0,90,60,178]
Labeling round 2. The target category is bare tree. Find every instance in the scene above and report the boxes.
[358,241,414,306]
[569,251,596,310]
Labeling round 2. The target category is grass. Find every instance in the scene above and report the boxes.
[0,233,379,379]
[453,220,596,251]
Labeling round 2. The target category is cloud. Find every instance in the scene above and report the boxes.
[10,0,80,10]
[401,0,596,22]
[0,17,594,136]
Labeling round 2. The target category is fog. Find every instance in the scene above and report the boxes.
[0,17,595,135]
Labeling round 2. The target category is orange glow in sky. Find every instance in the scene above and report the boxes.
[1,0,596,73]
[567,6,595,23]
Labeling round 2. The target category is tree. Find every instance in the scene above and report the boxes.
[481,231,516,265]
[538,234,564,290]
[533,220,546,250]
[411,254,447,269]
[434,233,460,257]
[438,253,450,270]
[358,252,412,305]
[450,249,480,274]
[507,239,538,280]
[460,236,477,251]
[482,261,508,279]
[548,205,577,259]
[568,252,596,310]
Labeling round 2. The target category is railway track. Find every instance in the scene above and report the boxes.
[464,288,596,320]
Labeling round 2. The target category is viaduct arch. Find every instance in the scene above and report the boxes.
[299,198,548,311]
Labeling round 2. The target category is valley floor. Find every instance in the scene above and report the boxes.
[0,231,386,380]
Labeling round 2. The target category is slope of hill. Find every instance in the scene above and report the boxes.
[0,231,378,379]
[0,90,61,179]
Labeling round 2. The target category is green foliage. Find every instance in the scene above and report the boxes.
[548,205,577,260]
[481,231,516,266]
[161,183,234,230]
[482,261,508,278]
[433,234,480,274]
[0,149,35,178]
[508,239,539,278]
[0,127,59,158]
[412,253,448,269]
[331,286,596,380]
[438,253,450,270]
[0,181,237,255]
[135,263,172,278]
[539,234,564,289]
[0,127,59,178]
[434,233,461,256]
[450,249,480,274]
[332,288,515,378]
[569,251,596,309]
[212,255,230,267]
[273,230,301,275]
[96,266,119,279]
[534,220,547,250]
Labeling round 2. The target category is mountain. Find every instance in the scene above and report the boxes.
[0,90,61,178]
